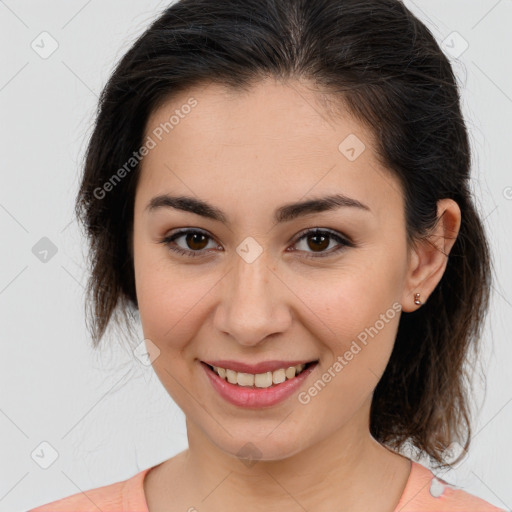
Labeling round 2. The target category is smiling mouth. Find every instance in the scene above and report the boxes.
[203,361,319,389]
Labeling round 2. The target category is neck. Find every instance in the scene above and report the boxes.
[178,408,410,511]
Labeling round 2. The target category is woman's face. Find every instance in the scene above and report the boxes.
[132,78,414,461]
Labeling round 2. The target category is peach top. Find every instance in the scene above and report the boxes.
[29,461,505,511]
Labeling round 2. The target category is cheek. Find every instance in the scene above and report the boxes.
[133,240,210,347]
[295,273,402,425]
[136,271,208,348]
[293,252,404,383]
[298,257,402,342]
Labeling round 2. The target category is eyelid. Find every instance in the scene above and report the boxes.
[160,228,219,258]
[159,227,355,259]
[291,227,353,246]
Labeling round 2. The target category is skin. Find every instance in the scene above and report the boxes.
[132,77,461,512]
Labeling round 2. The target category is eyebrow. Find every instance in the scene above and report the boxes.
[145,193,371,225]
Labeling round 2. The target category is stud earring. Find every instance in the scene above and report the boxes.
[414,293,422,306]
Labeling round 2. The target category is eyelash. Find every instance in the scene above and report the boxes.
[158,228,355,259]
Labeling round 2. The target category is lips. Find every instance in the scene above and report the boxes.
[201,359,318,374]
[201,360,319,408]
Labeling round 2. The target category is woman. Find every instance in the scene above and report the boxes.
[29,0,504,510]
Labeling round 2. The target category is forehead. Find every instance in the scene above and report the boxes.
[144,78,369,150]
[137,78,403,222]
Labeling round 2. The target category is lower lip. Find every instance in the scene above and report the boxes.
[201,361,318,408]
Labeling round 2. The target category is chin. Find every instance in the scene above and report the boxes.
[209,427,311,465]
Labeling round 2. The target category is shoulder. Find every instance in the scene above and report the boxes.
[397,461,506,512]
[28,466,152,512]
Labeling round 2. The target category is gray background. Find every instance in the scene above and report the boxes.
[1,1,511,510]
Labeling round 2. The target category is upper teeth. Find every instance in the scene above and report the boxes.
[213,364,307,388]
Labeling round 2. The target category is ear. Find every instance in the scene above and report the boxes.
[400,198,461,313]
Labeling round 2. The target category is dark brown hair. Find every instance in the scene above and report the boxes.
[75,0,493,468]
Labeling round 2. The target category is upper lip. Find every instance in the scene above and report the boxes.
[202,359,318,374]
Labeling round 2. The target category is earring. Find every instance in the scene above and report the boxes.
[414,293,422,306]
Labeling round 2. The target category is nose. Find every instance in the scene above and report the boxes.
[212,252,292,347]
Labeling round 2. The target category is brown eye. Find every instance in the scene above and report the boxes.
[305,232,330,252]
[159,229,219,258]
[291,228,354,258]
[159,227,354,260]
[184,232,209,251]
